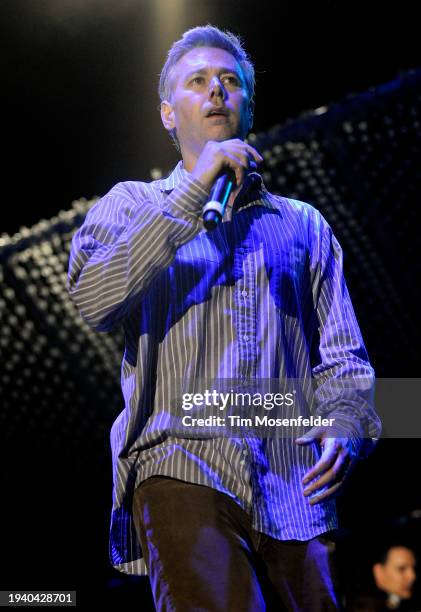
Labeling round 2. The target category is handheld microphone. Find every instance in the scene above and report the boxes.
[202,169,236,231]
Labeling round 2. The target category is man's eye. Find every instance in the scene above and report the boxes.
[222,76,239,85]
[190,75,239,86]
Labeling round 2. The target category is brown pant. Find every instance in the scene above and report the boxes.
[132,476,341,611]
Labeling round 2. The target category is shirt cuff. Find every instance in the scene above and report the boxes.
[326,413,378,460]
[161,173,210,220]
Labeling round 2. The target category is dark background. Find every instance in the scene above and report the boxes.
[1,1,420,609]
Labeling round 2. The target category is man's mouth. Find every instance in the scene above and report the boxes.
[205,108,229,117]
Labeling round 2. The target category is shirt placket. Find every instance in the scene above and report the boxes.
[233,223,268,530]
[235,246,257,381]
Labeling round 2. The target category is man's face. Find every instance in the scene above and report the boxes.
[374,547,417,600]
[160,46,252,159]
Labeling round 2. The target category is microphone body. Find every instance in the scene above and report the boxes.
[202,169,236,230]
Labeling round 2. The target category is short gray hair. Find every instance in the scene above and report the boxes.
[158,24,255,151]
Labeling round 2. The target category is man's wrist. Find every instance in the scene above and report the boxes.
[189,168,213,193]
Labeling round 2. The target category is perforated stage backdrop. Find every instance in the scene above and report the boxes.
[1,70,420,462]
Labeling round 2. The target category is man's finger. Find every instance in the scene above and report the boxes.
[303,449,349,496]
[308,479,345,505]
[301,437,338,485]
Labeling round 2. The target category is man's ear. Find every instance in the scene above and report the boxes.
[372,563,384,588]
[160,100,175,132]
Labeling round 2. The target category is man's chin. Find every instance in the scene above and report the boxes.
[204,129,244,143]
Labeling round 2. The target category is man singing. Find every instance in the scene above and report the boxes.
[68,25,381,611]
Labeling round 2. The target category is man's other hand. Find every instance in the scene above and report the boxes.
[295,426,360,505]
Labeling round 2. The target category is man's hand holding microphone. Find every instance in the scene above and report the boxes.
[191,139,264,229]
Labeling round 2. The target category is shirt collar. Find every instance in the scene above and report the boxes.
[154,160,188,193]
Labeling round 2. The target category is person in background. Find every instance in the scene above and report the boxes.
[349,544,418,611]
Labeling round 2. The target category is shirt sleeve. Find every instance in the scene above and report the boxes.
[67,174,209,332]
[308,209,382,454]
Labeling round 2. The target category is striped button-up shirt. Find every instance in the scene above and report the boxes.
[67,160,381,575]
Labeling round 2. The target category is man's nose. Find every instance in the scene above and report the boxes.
[208,76,227,100]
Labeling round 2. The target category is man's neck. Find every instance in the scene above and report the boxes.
[180,150,197,174]
[228,184,242,208]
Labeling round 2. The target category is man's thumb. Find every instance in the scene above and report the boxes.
[295,425,324,445]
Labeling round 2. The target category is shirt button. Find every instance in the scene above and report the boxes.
[243,335,249,342]
[241,290,248,297]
